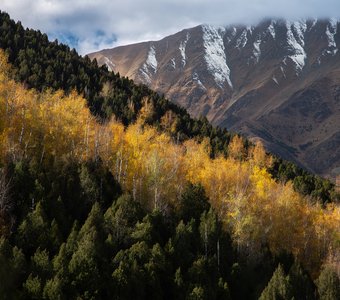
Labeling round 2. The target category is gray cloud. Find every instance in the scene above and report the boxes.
[2,0,340,54]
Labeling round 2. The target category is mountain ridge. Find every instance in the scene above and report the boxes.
[89,18,340,177]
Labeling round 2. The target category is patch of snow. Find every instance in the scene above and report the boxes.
[285,21,307,73]
[225,26,237,43]
[253,36,262,63]
[103,57,115,72]
[145,45,157,72]
[325,18,338,54]
[272,76,279,85]
[317,56,322,65]
[280,66,286,78]
[170,58,176,69]
[292,20,307,46]
[235,29,248,49]
[192,72,206,90]
[140,45,158,83]
[202,25,233,88]
[179,32,190,67]
[246,26,253,35]
[267,21,276,39]
[323,49,338,56]
[309,18,318,31]
[290,52,306,71]
[317,19,338,63]
[139,69,151,84]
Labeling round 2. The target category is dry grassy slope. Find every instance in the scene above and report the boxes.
[88,19,340,176]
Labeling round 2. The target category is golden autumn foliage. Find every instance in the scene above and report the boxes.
[248,140,273,168]
[160,110,179,134]
[0,50,339,276]
[228,134,246,160]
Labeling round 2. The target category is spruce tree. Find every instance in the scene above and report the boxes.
[316,265,340,300]
[259,264,293,300]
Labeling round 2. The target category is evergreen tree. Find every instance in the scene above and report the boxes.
[104,193,144,250]
[68,203,106,299]
[199,208,220,257]
[43,276,64,300]
[170,220,196,269]
[23,274,43,299]
[31,248,52,280]
[178,184,210,223]
[16,202,50,255]
[0,238,26,299]
[68,228,102,299]
[289,262,316,300]
[259,264,293,300]
[316,265,340,300]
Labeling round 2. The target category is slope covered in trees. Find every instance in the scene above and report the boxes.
[0,50,339,299]
[0,10,338,204]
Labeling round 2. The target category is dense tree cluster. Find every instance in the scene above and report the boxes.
[0,50,339,299]
[0,10,338,204]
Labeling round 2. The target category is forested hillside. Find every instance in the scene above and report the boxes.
[0,11,337,204]
[0,10,339,299]
[0,48,339,299]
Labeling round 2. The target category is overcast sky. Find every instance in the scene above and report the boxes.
[2,0,340,55]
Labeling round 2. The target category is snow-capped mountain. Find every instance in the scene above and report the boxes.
[88,19,340,176]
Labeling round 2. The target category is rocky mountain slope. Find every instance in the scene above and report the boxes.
[88,19,340,176]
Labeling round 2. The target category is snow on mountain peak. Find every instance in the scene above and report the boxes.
[285,20,307,73]
[132,18,340,87]
[235,29,248,49]
[140,44,158,83]
[179,32,190,67]
[192,72,206,91]
[170,58,176,69]
[267,21,276,39]
[225,26,237,43]
[246,26,254,35]
[309,18,318,31]
[325,19,338,55]
[145,45,157,72]
[201,25,233,88]
[252,35,262,63]
[292,20,307,46]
